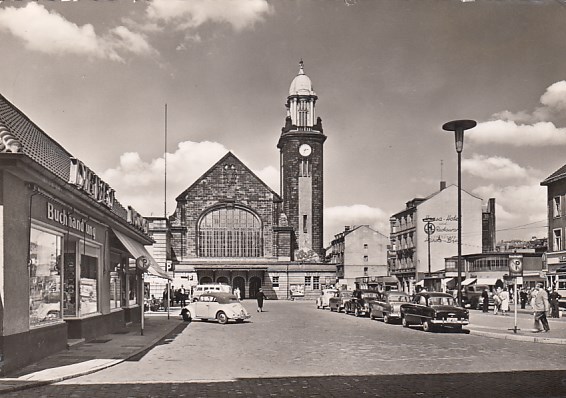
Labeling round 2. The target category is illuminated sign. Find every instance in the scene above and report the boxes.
[69,158,115,208]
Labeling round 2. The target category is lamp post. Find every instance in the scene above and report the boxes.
[423,216,435,278]
[442,119,476,307]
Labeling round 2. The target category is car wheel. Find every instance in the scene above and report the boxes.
[422,320,434,332]
[216,312,228,325]
[402,316,409,328]
[338,307,342,313]
[330,306,335,312]
[383,314,390,324]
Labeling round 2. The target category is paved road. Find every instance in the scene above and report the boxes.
[4,300,566,397]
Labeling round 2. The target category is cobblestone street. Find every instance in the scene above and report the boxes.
[4,300,566,397]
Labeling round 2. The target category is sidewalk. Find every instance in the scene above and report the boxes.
[0,312,185,394]
[467,308,566,344]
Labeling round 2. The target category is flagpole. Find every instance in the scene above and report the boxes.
[165,103,170,320]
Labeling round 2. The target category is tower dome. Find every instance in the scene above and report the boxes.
[289,60,316,96]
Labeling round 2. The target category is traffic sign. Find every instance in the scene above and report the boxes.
[508,254,523,277]
[424,222,435,235]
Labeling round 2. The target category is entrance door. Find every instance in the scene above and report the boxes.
[232,276,245,299]
[249,277,262,299]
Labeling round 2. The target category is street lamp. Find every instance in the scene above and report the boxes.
[423,216,435,277]
[442,119,476,307]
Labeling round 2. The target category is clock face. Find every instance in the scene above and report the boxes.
[299,144,312,157]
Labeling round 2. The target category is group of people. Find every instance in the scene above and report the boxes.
[162,285,191,308]
[481,283,561,333]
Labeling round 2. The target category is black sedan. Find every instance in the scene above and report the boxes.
[344,290,380,317]
[400,292,469,332]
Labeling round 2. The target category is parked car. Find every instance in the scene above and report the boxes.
[316,289,338,309]
[462,284,494,309]
[329,290,353,312]
[344,289,380,317]
[400,292,469,332]
[180,292,251,324]
[369,291,410,323]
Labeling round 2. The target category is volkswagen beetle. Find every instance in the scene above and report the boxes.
[180,292,251,324]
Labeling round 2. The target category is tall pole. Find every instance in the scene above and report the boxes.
[443,119,476,307]
[165,104,170,320]
[457,150,462,307]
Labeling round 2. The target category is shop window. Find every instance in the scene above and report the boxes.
[110,255,126,310]
[29,227,63,327]
[128,270,138,307]
[80,243,100,315]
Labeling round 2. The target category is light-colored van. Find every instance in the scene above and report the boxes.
[192,283,232,300]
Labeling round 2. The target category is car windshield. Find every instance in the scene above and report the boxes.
[389,295,409,302]
[428,296,456,306]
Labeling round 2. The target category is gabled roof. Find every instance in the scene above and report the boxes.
[541,164,566,186]
[0,93,71,181]
[176,151,281,202]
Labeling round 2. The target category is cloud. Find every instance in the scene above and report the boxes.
[324,205,390,246]
[146,0,272,31]
[470,80,566,146]
[100,140,278,217]
[469,120,566,146]
[471,183,547,239]
[462,154,535,180]
[0,3,155,62]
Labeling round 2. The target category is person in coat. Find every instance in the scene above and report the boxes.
[549,288,562,318]
[256,288,266,312]
[481,288,489,313]
[532,283,550,333]
[499,287,510,316]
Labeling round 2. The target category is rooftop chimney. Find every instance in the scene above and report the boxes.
[440,181,446,191]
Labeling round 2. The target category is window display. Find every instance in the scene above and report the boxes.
[29,227,63,327]
[80,244,100,315]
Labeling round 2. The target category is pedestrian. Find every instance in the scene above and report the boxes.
[234,287,241,300]
[256,288,266,312]
[162,287,169,310]
[481,288,489,313]
[520,288,528,309]
[499,287,510,316]
[179,285,187,307]
[549,288,562,318]
[532,283,550,333]
[170,285,175,307]
[493,288,501,315]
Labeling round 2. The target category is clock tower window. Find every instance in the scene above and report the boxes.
[300,159,311,177]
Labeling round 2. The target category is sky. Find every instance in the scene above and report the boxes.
[0,0,565,247]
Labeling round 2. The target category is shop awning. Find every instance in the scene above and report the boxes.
[113,229,171,280]
[461,278,477,286]
[441,278,454,285]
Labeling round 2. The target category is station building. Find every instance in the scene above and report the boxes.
[0,94,168,374]
[160,62,335,300]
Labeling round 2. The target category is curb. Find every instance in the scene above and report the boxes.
[468,328,566,345]
[0,320,186,395]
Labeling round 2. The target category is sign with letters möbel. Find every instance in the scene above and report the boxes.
[508,254,523,277]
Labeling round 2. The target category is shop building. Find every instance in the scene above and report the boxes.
[165,62,335,300]
[0,94,168,374]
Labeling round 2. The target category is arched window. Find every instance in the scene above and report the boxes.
[198,206,262,257]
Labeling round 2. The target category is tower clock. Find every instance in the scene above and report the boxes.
[277,61,327,260]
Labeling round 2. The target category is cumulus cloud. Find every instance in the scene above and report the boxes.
[146,0,272,31]
[324,205,390,246]
[471,80,566,146]
[0,3,155,62]
[101,141,278,217]
[471,183,547,239]
[462,154,535,180]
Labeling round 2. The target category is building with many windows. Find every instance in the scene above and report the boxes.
[389,182,483,293]
[0,93,169,374]
[329,225,389,290]
[161,62,335,300]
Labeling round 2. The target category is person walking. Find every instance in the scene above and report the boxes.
[519,288,528,309]
[499,287,510,316]
[493,288,501,315]
[549,288,562,318]
[234,287,241,301]
[481,288,489,313]
[179,285,187,307]
[256,288,266,312]
[532,283,550,333]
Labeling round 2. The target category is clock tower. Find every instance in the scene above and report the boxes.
[277,61,326,260]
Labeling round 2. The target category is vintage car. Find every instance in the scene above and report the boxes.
[400,292,469,332]
[344,289,381,317]
[316,289,339,309]
[328,290,353,312]
[369,291,410,323]
[180,292,251,324]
